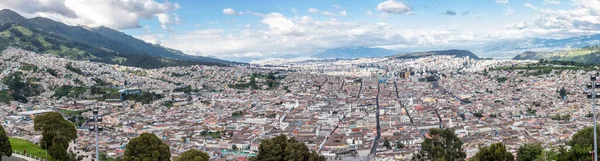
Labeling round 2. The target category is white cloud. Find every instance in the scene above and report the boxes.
[333,5,342,9]
[340,10,347,16]
[261,13,302,35]
[155,12,547,61]
[0,0,179,30]
[156,13,180,31]
[532,0,600,31]
[366,10,374,16]
[223,8,236,15]
[308,8,319,13]
[505,22,529,29]
[543,0,561,5]
[321,11,335,16]
[505,7,514,15]
[290,8,298,13]
[135,25,164,44]
[0,0,76,18]
[524,3,538,10]
[239,10,265,17]
[503,0,600,39]
[135,33,164,44]
[496,0,509,4]
[376,0,412,14]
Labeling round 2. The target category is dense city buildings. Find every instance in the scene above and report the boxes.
[0,48,594,160]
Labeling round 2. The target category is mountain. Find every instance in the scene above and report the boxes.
[512,51,552,60]
[388,49,480,60]
[478,34,600,58]
[0,9,233,68]
[313,47,398,59]
[513,46,600,64]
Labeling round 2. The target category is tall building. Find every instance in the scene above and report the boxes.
[404,71,411,79]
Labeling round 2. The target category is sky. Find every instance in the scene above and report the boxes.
[1,0,599,61]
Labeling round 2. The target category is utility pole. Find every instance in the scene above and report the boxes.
[586,76,598,161]
[88,107,104,161]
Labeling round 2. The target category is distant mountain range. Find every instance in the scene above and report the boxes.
[513,46,600,64]
[0,9,234,68]
[313,47,398,59]
[478,34,600,58]
[388,49,480,60]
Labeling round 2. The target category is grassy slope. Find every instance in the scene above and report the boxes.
[9,138,51,160]
[0,24,229,69]
[516,46,600,62]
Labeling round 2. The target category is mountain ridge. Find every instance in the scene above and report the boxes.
[512,46,600,64]
[478,34,600,58]
[388,49,480,60]
[0,9,234,68]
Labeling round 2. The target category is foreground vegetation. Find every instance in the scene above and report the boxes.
[9,138,51,160]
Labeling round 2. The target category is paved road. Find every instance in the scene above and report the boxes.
[370,82,382,156]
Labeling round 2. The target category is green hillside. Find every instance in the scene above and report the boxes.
[0,23,225,68]
[513,46,600,64]
[388,49,480,60]
[0,9,235,69]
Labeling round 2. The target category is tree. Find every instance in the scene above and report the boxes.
[396,141,405,149]
[48,137,71,161]
[470,142,514,161]
[33,112,76,160]
[383,139,392,149]
[473,112,483,119]
[517,143,543,161]
[565,126,599,160]
[0,125,12,158]
[412,128,466,161]
[232,145,238,151]
[175,149,209,161]
[559,87,567,99]
[250,134,325,161]
[124,133,171,161]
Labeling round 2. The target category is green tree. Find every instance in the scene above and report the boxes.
[412,128,466,161]
[517,143,543,161]
[250,134,325,161]
[559,87,567,99]
[3,71,42,103]
[232,145,238,151]
[48,137,71,161]
[383,139,392,149]
[470,142,514,161]
[473,112,483,119]
[308,151,326,161]
[396,141,405,149]
[175,149,209,161]
[0,125,12,158]
[124,133,171,161]
[565,126,599,160]
[33,112,76,160]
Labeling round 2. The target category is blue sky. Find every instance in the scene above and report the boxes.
[128,0,561,35]
[1,0,598,61]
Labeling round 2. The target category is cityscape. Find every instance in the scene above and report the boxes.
[0,0,600,161]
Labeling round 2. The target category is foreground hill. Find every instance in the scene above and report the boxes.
[313,47,398,59]
[388,49,480,60]
[513,46,600,64]
[0,9,234,68]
